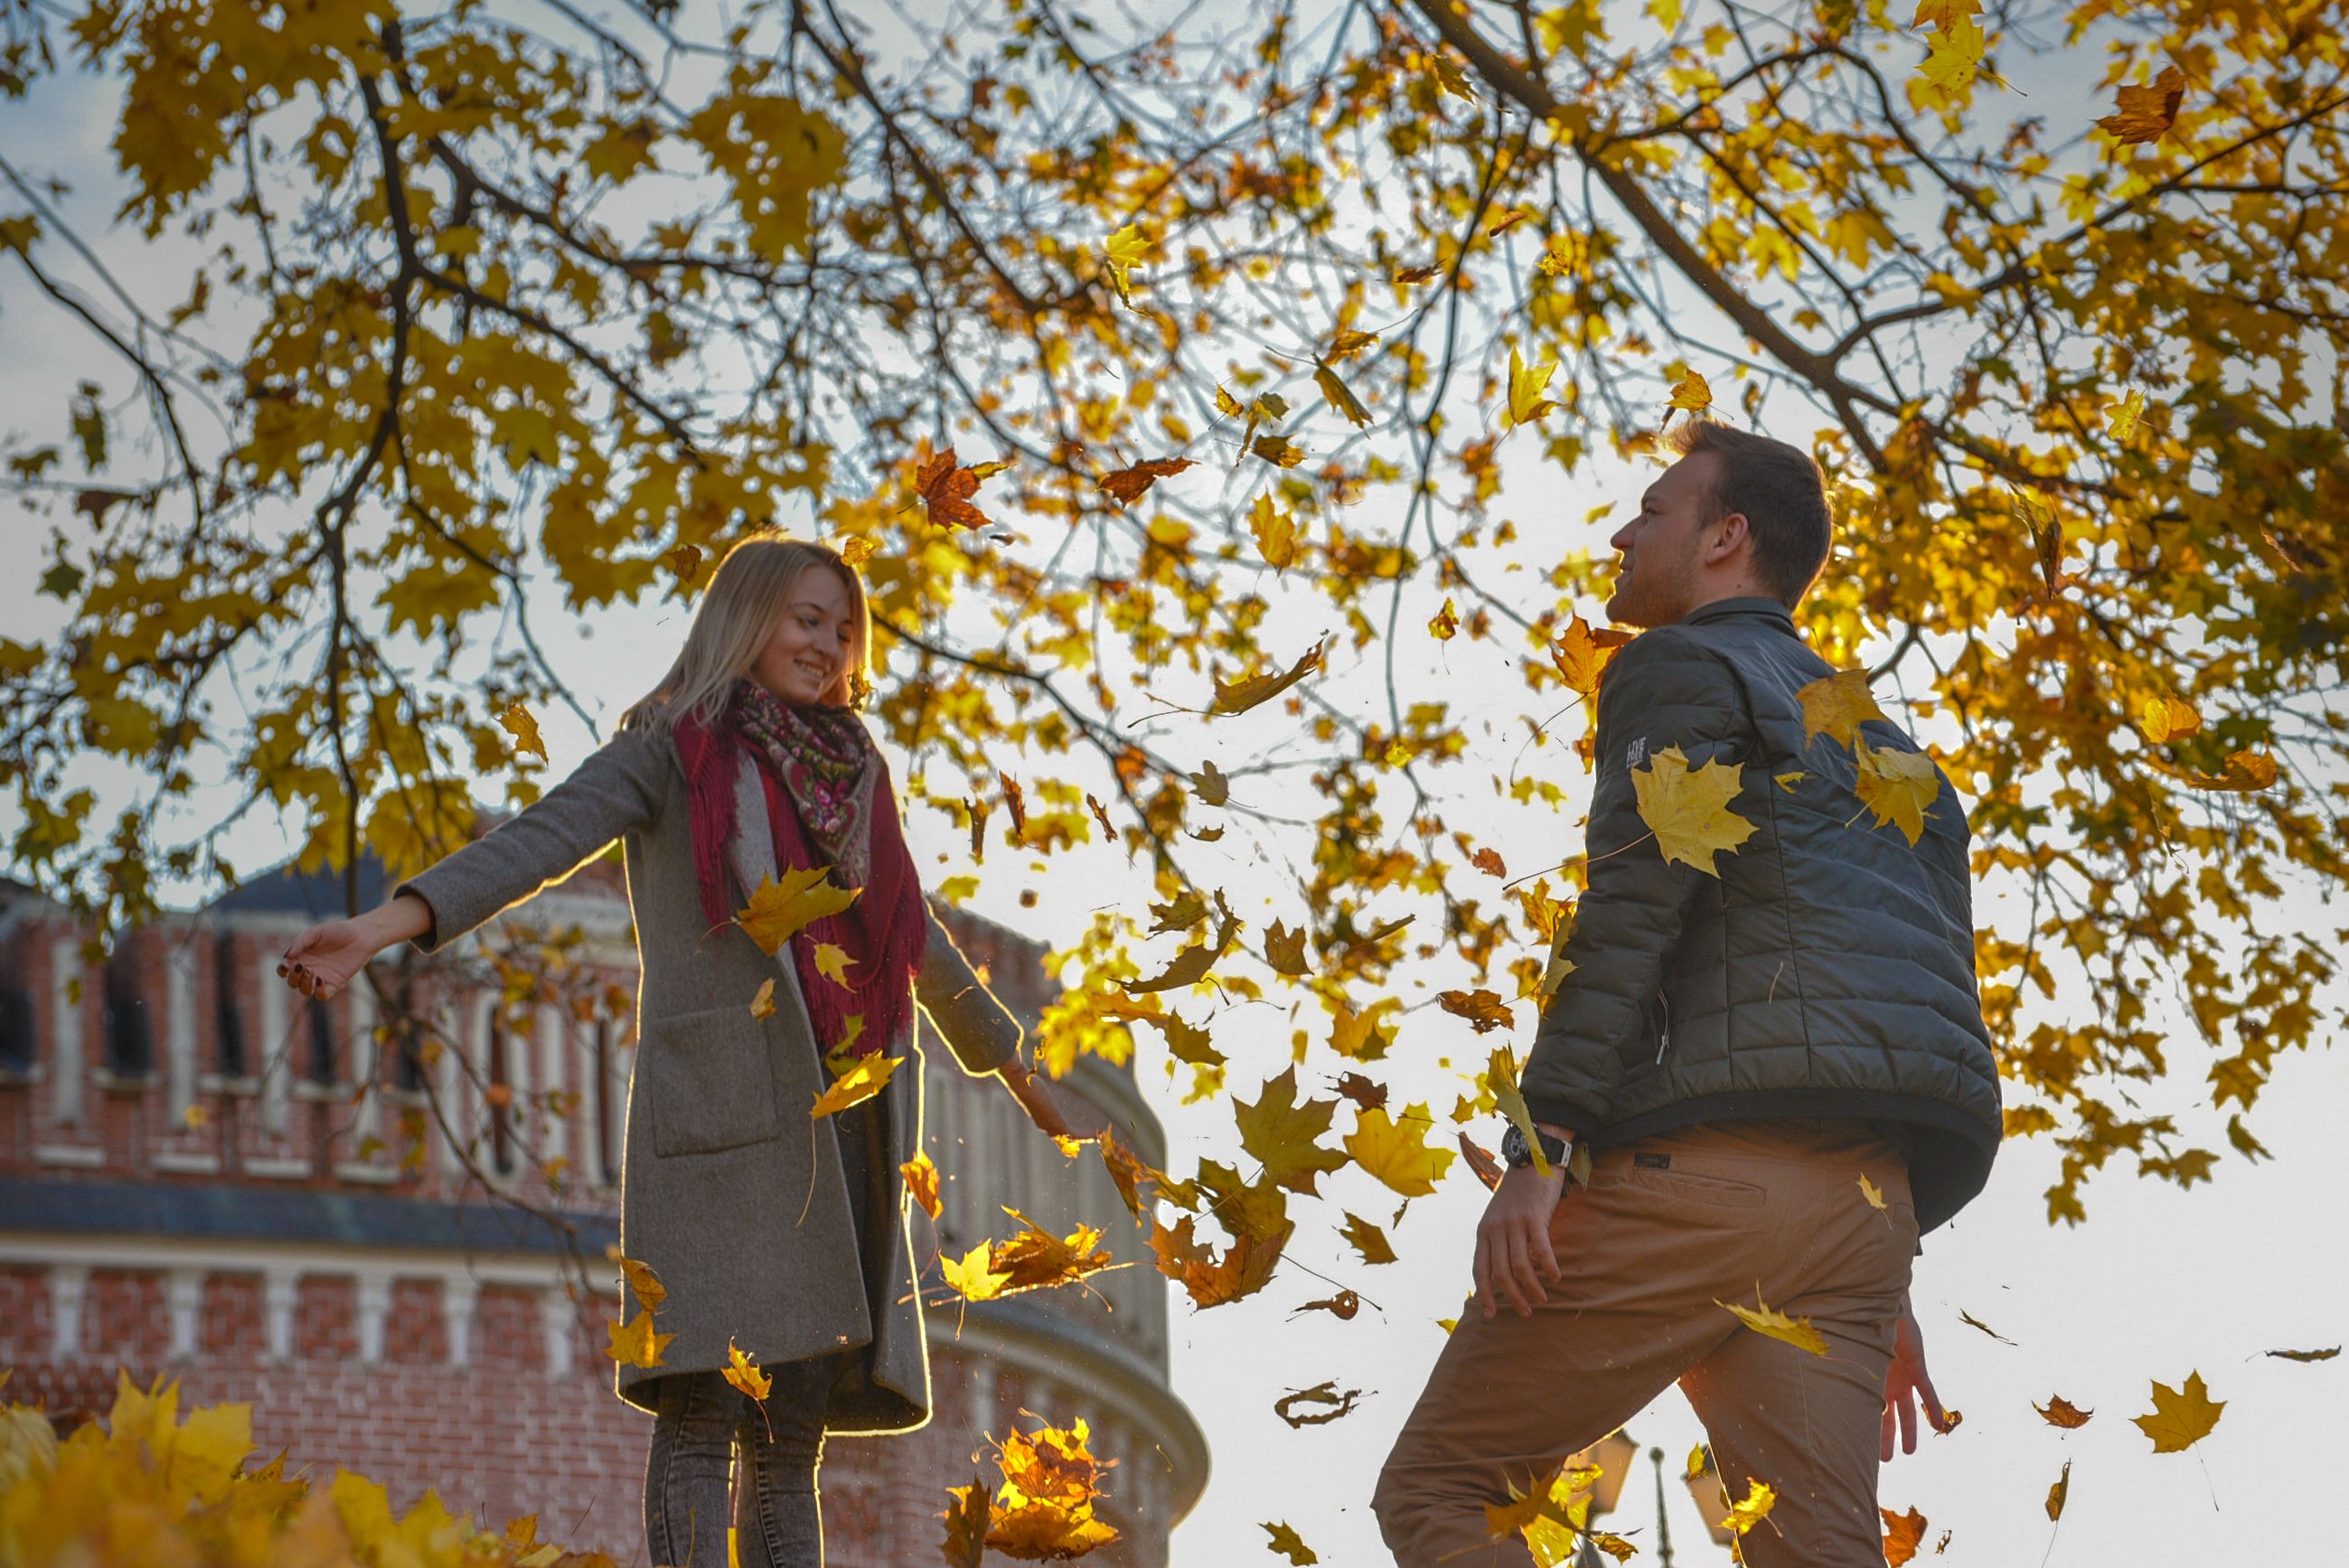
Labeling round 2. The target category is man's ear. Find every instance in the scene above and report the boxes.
[1705,510,1754,568]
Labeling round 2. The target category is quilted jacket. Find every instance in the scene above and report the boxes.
[1521,597,2001,1235]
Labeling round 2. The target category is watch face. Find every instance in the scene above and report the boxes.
[1500,1125,1528,1165]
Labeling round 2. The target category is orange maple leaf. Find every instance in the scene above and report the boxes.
[915,446,997,530]
[1098,456,1196,504]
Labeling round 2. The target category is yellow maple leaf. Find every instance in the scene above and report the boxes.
[1211,635,1328,716]
[615,1254,667,1314]
[1717,1288,1829,1355]
[2137,694,2201,743]
[1881,1504,1928,1565]
[737,865,860,955]
[1329,998,1396,1061]
[1504,344,1558,429]
[1796,668,1889,751]
[1853,739,1941,846]
[2106,387,2148,440]
[901,1150,943,1220]
[723,1338,772,1403]
[1485,1045,1553,1178]
[1314,361,1371,428]
[1911,0,1980,28]
[1429,596,1459,641]
[1632,744,1757,875]
[1721,1475,1778,1536]
[811,1051,898,1118]
[606,1310,673,1369]
[1917,17,1987,91]
[941,1241,1013,1302]
[1236,1066,1348,1195]
[1263,1519,1318,1564]
[1668,369,1712,413]
[748,976,776,1019]
[497,699,546,762]
[813,942,854,986]
[1249,493,1301,572]
[1858,1172,1888,1211]
[2133,1370,2223,1452]
[1549,613,1624,701]
[1345,1102,1457,1197]
[1103,222,1151,306]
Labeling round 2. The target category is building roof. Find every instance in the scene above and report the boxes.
[204,855,394,921]
[0,1175,617,1256]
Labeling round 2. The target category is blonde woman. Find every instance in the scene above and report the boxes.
[277,534,1087,1566]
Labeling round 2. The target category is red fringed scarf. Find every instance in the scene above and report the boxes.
[672,682,927,1056]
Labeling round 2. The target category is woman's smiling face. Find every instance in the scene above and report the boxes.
[749,565,855,706]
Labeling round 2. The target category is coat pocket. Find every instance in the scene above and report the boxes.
[644,1003,782,1157]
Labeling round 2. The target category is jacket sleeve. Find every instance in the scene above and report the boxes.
[915,900,1023,1075]
[1519,628,1752,1134]
[394,724,671,956]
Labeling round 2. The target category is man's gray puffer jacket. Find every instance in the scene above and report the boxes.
[1522,596,2001,1235]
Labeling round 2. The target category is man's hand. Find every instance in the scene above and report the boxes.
[1881,1291,1955,1459]
[1473,1160,1567,1319]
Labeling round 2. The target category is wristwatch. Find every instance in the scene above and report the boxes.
[1500,1123,1572,1171]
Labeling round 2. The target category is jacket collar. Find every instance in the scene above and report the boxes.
[1677,596,1798,635]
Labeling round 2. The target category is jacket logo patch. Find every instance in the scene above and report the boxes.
[1625,736,1649,770]
[1633,1151,1671,1169]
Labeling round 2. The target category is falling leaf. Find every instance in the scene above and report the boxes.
[1504,345,1558,428]
[1796,669,1889,751]
[1469,846,1507,878]
[1340,1211,1397,1265]
[1273,1381,1361,1428]
[1099,456,1196,504]
[1104,222,1152,305]
[901,1150,943,1220]
[1096,1128,1157,1218]
[1439,988,1514,1033]
[942,1241,1015,1303]
[497,699,546,762]
[1249,493,1301,572]
[1721,1476,1778,1537]
[1346,1102,1456,1197]
[737,866,861,955]
[940,1477,990,1568]
[1314,362,1371,428]
[1329,998,1397,1060]
[1236,1066,1348,1195]
[2265,1345,2342,1362]
[836,534,876,568]
[749,977,777,1019]
[1293,1290,1361,1321]
[1668,369,1712,413]
[662,542,706,592]
[606,1310,673,1369]
[2034,1394,2093,1429]
[1717,1288,1829,1355]
[1853,740,1941,847]
[1633,744,1758,875]
[1548,614,1625,700]
[1429,597,1459,641]
[1332,1070,1386,1111]
[1124,896,1240,993]
[2105,387,2148,441]
[1262,1519,1320,1563]
[1211,635,1328,716]
[1250,433,1306,468]
[2044,1457,2071,1522]
[1393,263,1442,286]
[1000,770,1029,841]
[811,1051,898,1118]
[181,1103,207,1129]
[2132,1371,2224,1452]
[1151,1213,1291,1308]
[723,1338,772,1403]
[1687,1442,1708,1482]
[1917,17,1987,92]
[812,943,854,987]
[1881,1504,1928,1566]
[615,1254,667,1314]
[1264,920,1311,977]
[1484,1045,1552,1178]
[2096,64,2186,145]
[1086,793,1115,840]
[2136,694,2201,743]
[1148,890,1209,934]
[1858,1172,1887,1210]
[1958,1307,2016,1345]
[914,446,996,530]
[982,1419,1122,1558]
[1487,209,1532,238]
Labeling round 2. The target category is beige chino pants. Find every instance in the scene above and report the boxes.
[1373,1117,1920,1566]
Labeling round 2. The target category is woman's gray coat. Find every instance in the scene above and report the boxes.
[394,718,1023,1432]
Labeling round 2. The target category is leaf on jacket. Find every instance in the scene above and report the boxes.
[748,977,777,1019]
[810,1051,897,1118]
[1853,739,1940,846]
[2132,1371,2223,1452]
[1263,1518,1320,1563]
[605,1310,673,1369]
[1795,668,1888,750]
[1345,1102,1456,1197]
[1339,1210,1397,1264]
[901,1150,943,1221]
[1716,1289,1828,1355]
[722,1338,772,1403]
[1633,744,1757,875]
[1236,1066,1348,1195]
[1880,1505,1927,1565]
[1098,456,1195,505]
[2035,1394,2092,1429]
[737,866,861,955]
[1210,635,1328,716]
[1273,1380,1360,1428]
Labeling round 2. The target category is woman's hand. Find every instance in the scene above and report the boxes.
[278,893,433,1001]
[1881,1291,1955,1459]
[999,1057,1109,1142]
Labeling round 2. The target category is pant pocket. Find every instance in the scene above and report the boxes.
[1591,1165,1768,1211]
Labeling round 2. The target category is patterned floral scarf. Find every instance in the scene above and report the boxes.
[674,681,927,1056]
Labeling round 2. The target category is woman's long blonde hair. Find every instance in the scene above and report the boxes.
[618,533,873,736]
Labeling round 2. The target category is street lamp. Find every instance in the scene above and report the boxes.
[1564,1427,1640,1567]
[1680,1442,1740,1550]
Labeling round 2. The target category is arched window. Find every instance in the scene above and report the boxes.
[102,944,154,1076]
[212,930,247,1078]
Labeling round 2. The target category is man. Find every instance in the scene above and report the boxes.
[1373,420,2002,1566]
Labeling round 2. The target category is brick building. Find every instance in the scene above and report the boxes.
[0,857,1206,1563]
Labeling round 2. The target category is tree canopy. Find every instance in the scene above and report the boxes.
[4,0,2347,1262]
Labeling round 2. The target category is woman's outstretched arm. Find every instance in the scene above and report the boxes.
[915,901,1105,1141]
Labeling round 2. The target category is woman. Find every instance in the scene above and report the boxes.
[277,534,1086,1566]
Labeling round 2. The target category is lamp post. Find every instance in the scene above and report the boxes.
[1648,1446,1675,1567]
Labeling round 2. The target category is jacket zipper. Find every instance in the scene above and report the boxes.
[1654,991,1672,1064]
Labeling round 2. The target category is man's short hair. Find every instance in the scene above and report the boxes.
[1665,419,1832,607]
